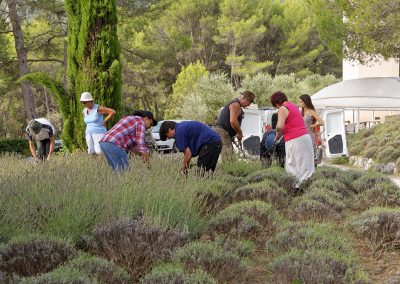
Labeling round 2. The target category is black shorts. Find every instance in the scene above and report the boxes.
[197,140,222,173]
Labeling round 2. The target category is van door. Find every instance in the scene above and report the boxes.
[323,109,348,157]
[241,108,262,155]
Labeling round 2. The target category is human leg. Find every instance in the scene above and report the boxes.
[92,133,104,154]
[86,134,95,154]
[197,141,222,174]
[37,139,50,160]
[212,127,234,161]
[99,142,129,171]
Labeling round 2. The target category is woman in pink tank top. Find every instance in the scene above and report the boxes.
[270,91,315,190]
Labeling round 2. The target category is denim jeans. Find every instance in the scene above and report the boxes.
[99,142,129,171]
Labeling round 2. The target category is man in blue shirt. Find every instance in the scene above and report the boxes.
[159,121,222,174]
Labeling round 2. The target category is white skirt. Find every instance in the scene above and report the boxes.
[285,133,315,187]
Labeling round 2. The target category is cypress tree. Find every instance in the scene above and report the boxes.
[65,0,121,149]
[20,0,121,150]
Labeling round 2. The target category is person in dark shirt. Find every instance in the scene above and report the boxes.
[260,113,285,167]
[159,121,222,174]
[26,118,55,161]
[214,91,255,160]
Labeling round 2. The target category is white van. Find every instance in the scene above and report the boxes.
[239,106,276,156]
[320,109,348,157]
[240,107,348,158]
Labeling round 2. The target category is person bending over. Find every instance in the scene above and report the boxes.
[160,120,222,175]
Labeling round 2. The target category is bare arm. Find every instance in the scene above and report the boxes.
[47,137,55,160]
[182,147,192,171]
[310,110,323,128]
[98,106,116,126]
[229,102,243,140]
[140,152,151,169]
[29,140,38,160]
[275,106,288,140]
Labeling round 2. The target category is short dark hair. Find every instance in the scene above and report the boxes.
[133,109,158,126]
[240,90,255,102]
[159,121,177,141]
[270,91,288,107]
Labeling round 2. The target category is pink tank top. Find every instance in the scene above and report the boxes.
[282,101,308,142]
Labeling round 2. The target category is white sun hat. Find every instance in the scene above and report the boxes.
[80,92,93,102]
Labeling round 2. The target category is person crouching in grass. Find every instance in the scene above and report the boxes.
[159,121,222,175]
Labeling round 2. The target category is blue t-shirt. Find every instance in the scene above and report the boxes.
[174,121,221,157]
[83,104,107,134]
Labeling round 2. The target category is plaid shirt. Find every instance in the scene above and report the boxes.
[100,116,149,153]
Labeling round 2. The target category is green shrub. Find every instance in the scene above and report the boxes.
[361,146,378,159]
[352,172,392,193]
[375,147,400,163]
[290,189,346,221]
[0,236,77,279]
[172,241,249,283]
[141,263,217,284]
[269,248,368,284]
[352,182,400,210]
[79,218,189,280]
[246,167,296,192]
[290,198,341,222]
[267,222,368,283]
[208,200,283,238]
[20,253,131,284]
[311,166,356,187]
[62,253,131,283]
[331,156,350,165]
[19,267,94,284]
[0,138,30,156]
[349,144,363,156]
[307,178,354,198]
[194,178,235,214]
[220,160,263,177]
[350,207,400,251]
[233,180,289,210]
[267,222,351,256]
[212,236,255,258]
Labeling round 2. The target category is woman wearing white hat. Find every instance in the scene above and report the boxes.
[80,92,116,154]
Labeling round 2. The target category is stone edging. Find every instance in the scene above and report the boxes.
[349,156,397,175]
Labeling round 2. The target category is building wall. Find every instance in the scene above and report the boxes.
[343,57,399,80]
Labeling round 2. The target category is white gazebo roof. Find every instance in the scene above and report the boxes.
[311,77,400,110]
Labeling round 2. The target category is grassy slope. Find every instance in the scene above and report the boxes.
[348,116,400,164]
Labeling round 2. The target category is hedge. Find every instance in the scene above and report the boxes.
[0,138,30,156]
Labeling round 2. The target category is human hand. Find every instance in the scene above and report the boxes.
[180,168,188,176]
[236,133,243,141]
[102,121,107,126]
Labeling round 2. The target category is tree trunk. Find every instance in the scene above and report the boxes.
[7,0,38,120]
